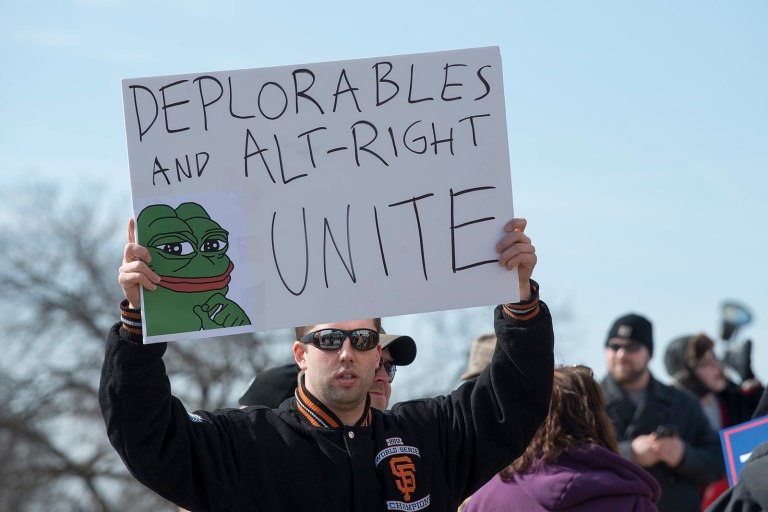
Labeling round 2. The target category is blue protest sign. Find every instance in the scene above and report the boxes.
[720,416,768,486]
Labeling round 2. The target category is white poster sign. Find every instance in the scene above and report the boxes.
[122,46,517,343]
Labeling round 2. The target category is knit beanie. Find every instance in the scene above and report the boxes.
[606,313,654,355]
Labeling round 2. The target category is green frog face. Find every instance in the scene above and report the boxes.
[137,202,250,335]
[139,203,232,283]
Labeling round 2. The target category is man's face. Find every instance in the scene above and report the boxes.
[369,347,393,410]
[605,338,651,387]
[294,319,381,417]
[694,349,727,393]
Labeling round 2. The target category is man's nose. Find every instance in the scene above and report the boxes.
[338,336,355,360]
[613,347,631,358]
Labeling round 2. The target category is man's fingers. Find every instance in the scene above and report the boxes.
[118,265,159,291]
[120,257,160,283]
[495,231,531,255]
[502,252,537,271]
[119,220,159,308]
[498,243,536,269]
[495,235,533,260]
[117,253,161,310]
[504,218,527,233]
[118,266,157,308]
[123,242,152,267]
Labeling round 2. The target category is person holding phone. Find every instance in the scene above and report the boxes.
[600,313,724,512]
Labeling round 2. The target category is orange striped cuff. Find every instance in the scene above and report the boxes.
[503,280,540,321]
[120,300,143,336]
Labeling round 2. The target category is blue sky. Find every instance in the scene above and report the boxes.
[3,1,767,402]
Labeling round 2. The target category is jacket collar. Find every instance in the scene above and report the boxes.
[602,372,676,407]
[294,374,372,429]
[647,375,679,406]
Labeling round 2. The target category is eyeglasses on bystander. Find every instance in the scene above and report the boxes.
[377,360,397,383]
[606,341,644,353]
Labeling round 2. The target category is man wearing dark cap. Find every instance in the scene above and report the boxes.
[600,313,724,512]
[239,332,416,410]
[367,333,416,410]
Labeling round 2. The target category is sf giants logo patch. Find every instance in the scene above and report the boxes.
[390,455,416,501]
[377,438,429,510]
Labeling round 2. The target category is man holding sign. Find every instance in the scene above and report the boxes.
[100,217,553,511]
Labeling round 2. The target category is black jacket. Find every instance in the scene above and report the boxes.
[100,303,554,512]
[718,380,764,427]
[601,374,725,512]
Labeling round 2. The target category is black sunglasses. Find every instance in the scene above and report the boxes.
[301,328,380,351]
[378,361,397,383]
[606,341,643,353]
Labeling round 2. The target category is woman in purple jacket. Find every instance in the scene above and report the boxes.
[463,365,661,512]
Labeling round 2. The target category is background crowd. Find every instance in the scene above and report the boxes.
[452,313,766,511]
[233,309,766,511]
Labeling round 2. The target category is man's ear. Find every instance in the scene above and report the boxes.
[294,341,308,371]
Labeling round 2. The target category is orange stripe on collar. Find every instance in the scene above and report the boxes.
[295,377,372,429]
[297,384,341,428]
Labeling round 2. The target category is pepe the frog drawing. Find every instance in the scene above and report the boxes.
[137,202,251,336]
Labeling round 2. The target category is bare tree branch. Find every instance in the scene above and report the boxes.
[0,184,283,510]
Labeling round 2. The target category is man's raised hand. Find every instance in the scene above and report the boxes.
[118,217,161,309]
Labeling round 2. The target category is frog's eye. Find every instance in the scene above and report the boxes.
[155,241,195,256]
[200,238,228,253]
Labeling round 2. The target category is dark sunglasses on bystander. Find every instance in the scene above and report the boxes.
[301,328,380,351]
[606,341,644,353]
[377,361,397,383]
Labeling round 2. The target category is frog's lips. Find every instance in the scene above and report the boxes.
[157,262,234,293]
